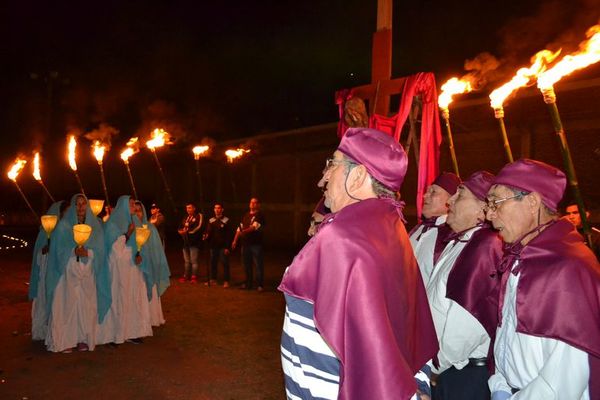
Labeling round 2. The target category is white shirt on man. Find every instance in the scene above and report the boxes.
[410,214,447,286]
[426,226,490,374]
[489,259,590,400]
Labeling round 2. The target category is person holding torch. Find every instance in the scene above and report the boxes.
[97,195,152,345]
[45,194,108,353]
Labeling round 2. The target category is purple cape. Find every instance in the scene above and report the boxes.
[510,219,600,397]
[279,198,438,400]
[446,227,503,339]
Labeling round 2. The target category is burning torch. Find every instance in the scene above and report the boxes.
[67,135,86,196]
[120,144,138,200]
[438,78,472,178]
[146,128,176,212]
[489,50,561,163]
[7,158,39,219]
[225,148,251,202]
[537,24,600,251]
[32,152,56,202]
[92,141,110,206]
[192,145,210,206]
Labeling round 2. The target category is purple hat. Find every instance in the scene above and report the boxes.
[493,159,566,211]
[338,128,408,191]
[462,171,495,201]
[432,172,461,196]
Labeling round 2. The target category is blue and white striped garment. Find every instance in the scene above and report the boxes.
[281,293,430,400]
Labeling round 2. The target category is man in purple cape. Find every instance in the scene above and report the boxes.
[426,171,502,400]
[410,172,461,285]
[279,128,438,400]
[485,159,600,399]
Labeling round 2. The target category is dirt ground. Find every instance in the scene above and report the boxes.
[0,232,295,400]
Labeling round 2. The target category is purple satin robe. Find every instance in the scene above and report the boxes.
[279,198,438,400]
[504,219,600,397]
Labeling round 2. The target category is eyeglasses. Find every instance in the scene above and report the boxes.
[484,192,527,212]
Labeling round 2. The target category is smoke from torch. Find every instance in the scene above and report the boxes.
[32,152,56,202]
[7,158,39,219]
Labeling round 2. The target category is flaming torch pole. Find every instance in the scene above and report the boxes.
[492,108,514,163]
[93,141,110,206]
[32,152,56,202]
[540,87,592,243]
[147,129,176,212]
[225,148,251,202]
[438,77,473,178]
[536,24,600,252]
[439,108,460,178]
[121,148,138,200]
[67,135,86,196]
[192,145,209,207]
[8,158,39,219]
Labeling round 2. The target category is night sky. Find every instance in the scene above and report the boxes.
[2,0,599,156]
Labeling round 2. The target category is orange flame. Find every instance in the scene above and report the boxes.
[67,135,78,171]
[490,49,561,110]
[121,148,135,162]
[7,158,27,182]
[438,77,473,110]
[192,145,210,160]
[126,137,139,147]
[538,24,600,90]
[225,148,250,163]
[146,128,171,150]
[32,152,42,181]
[92,141,106,164]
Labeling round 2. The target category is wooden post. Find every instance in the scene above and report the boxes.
[371,0,393,116]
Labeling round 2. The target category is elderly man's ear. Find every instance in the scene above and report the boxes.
[348,165,370,189]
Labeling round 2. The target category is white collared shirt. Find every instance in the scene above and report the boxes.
[489,259,590,399]
[426,226,491,374]
[410,215,447,286]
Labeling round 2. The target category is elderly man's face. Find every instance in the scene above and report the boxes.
[446,186,485,233]
[422,184,451,219]
[321,150,353,213]
[485,184,533,243]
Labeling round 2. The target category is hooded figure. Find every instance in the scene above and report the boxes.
[45,194,108,352]
[133,201,170,326]
[97,195,152,345]
[30,201,64,340]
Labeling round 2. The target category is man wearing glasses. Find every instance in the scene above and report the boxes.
[279,128,437,400]
[486,159,600,399]
[426,171,502,400]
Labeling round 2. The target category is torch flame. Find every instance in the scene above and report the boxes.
[33,152,42,181]
[146,128,170,150]
[121,147,135,162]
[67,135,78,171]
[538,24,600,90]
[7,158,27,182]
[490,49,561,110]
[126,137,139,147]
[192,145,210,160]
[92,141,106,164]
[225,148,250,163]
[438,77,473,110]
